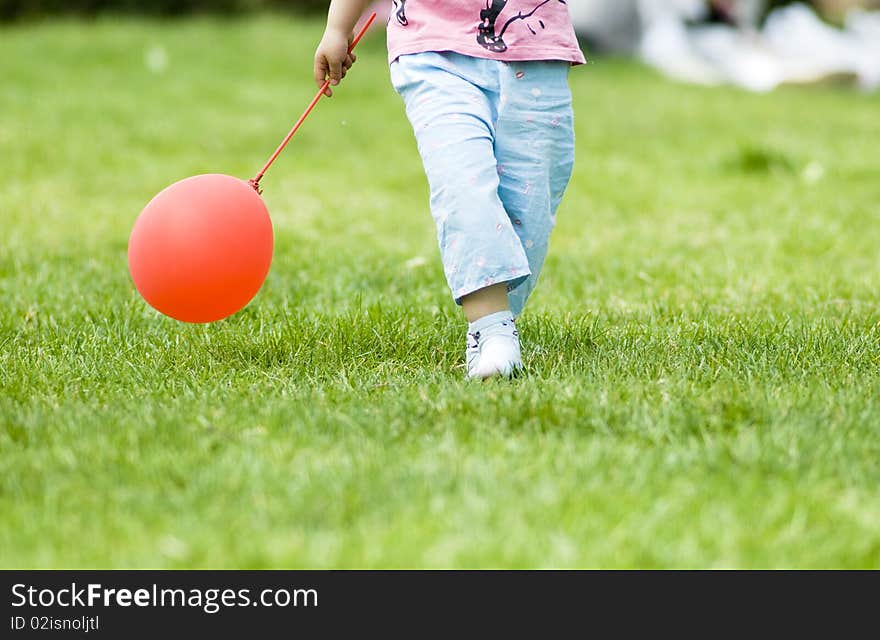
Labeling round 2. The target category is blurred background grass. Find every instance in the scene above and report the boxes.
[0,0,327,21]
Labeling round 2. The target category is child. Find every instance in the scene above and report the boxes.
[314,1,585,378]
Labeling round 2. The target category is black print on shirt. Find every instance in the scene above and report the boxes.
[393,1,566,54]
[477,0,567,53]
[392,0,408,26]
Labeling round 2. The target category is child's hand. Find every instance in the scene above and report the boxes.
[314,27,357,97]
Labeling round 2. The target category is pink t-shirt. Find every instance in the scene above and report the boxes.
[386,1,586,65]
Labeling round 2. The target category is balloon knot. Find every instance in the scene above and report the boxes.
[248,179,263,195]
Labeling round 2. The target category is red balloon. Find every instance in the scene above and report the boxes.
[128,174,274,323]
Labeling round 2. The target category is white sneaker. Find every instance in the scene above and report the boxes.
[466,313,523,379]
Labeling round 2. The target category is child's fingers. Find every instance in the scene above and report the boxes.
[329,58,343,86]
[314,58,323,86]
[314,56,334,96]
[314,57,328,89]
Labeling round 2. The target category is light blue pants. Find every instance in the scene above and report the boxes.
[390,51,575,317]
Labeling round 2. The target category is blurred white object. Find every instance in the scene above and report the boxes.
[637,0,709,24]
[762,5,857,84]
[844,8,880,89]
[568,0,642,52]
[689,26,787,92]
[763,4,880,91]
[571,0,712,51]
[640,17,728,86]
[636,2,880,92]
[846,6,880,37]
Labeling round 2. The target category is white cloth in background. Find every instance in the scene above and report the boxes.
[638,2,880,92]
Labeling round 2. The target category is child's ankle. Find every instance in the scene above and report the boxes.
[468,310,515,335]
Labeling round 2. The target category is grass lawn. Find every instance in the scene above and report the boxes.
[1,15,879,568]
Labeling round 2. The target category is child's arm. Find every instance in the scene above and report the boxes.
[314,0,372,97]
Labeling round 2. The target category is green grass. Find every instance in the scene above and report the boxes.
[2,16,880,568]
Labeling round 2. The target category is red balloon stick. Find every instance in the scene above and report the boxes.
[249,12,378,193]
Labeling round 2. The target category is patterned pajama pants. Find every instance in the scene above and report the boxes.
[390,51,575,316]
